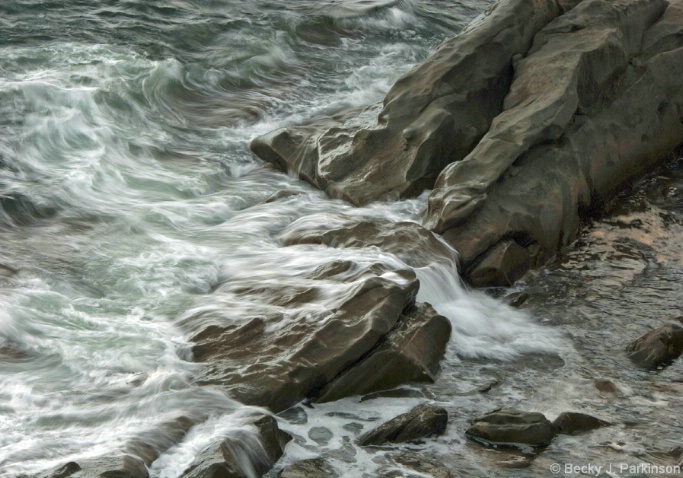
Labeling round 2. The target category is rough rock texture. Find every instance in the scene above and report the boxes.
[251,0,683,286]
[251,0,561,206]
[466,409,559,448]
[180,415,291,478]
[278,458,338,478]
[190,216,452,412]
[315,302,451,403]
[626,322,683,368]
[39,455,149,478]
[552,412,610,435]
[357,404,448,446]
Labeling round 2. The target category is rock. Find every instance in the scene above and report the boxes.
[466,409,559,448]
[190,263,419,412]
[191,215,453,412]
[41,455,149,478]
[279,213,456,268]
[503,291,529,308]
[594,380,620,394]
[0,263,17,278]
[553,412,610,435]
[125,416,195,466]
[253,0,683,287]
[181,415,291,478]
[278,458,338,478]
[315,303,451,403]
[384,452,452,478]
[357,404,448,446]
[263,189,305,203]
[626,322,683,368]
[251,0,560,206]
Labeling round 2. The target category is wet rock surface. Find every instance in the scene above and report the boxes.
[38,455,149,478]
[626,321,683,368]
[552,412,610,435]
[251,0,683,286]
[189,215,453,412]
[382,452,452,478]
[357,404,448,446]
[466,409,559,448]
[181,415,291,478]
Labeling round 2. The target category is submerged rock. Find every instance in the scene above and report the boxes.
[278,458,338,478]
[181,415,291,478]
[626,322,683,368]
[553,411,610,435]
[382,452,452,478]
[357,404,448,447]
[466,409,559,448]
[251,0,683,286]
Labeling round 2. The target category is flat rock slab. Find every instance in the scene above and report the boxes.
[357,404,448,446]
[626,322,683,368]
[466,409,559,448]
[553,412,610,435]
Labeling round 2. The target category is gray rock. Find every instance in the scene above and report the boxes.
[553,412,610,435]
[626,322,683,368]
[180,415,291,478]
[278,458,338,478]
[251,0,560,206]
[382,452,452,478]
[358,404,448,446]
[466,409,559,448]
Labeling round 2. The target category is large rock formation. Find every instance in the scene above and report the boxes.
[189,216,452,412]
[251,0,683,286]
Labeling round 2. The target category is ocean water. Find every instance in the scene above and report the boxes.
[1,1,681,477]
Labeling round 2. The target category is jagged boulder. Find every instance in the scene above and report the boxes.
[251,0,561,206]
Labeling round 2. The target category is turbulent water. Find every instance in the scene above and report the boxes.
[1,1,681,477]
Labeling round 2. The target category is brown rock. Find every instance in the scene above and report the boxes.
[626,322,683,368]
[553,412,610,435]
[315,303,451,403]
[466,409,559,448]
[357,404,448,446]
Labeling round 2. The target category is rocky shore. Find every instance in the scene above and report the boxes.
[34,0,683,476]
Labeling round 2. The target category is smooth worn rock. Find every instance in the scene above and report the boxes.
[553,412,610,435]
[357,404,448,446]
[251,0,560,206]
[277,458,338,478]
[181,415,291,478]
[626,322,683,368]
[466,409,559,448]
[315,303,451,403]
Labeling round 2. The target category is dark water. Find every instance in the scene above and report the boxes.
[1,0,680,477]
